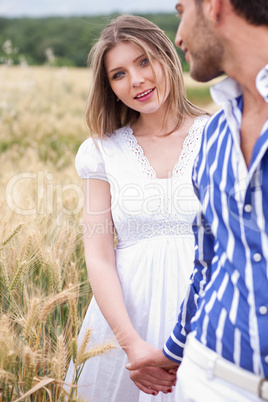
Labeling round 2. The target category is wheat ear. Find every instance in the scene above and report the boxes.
[23,346,37,392]
[40,287,72,324]
[76,328,92,366]
[22,297,40,339]
[9,261,27,292]
[0,369,16,384]
[78,342,115,365]
[2,223,24,246]
[57,334,68,380]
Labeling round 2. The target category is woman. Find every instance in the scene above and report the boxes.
[65,15,208,401]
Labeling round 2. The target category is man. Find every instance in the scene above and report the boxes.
[127,0,268,400]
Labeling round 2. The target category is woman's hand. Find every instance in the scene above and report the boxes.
[125,337,178,396]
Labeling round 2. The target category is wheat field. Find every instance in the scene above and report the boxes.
[0,65,218,401]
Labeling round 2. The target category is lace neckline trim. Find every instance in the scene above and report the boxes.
[118,116,208,181]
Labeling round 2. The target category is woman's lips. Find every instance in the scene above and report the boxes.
[134,88,155,101]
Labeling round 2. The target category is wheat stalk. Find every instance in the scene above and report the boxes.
[67,262,79,286]
[52,258,63,293]
[45,261,55,294]
[68,290,79,339]
[0,317,17,372]
[0,260,10,291]
[31,231,48,266]
[8,244,16,276]
[61,226,76,265]
[19,232,35,261]
[54,223,67,258]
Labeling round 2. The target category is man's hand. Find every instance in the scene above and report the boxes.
[125,340,178,396]
[126,349,180,372]
[126,350,179,395]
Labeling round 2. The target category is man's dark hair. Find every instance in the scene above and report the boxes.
[231,0,268,26]
[195,0,268,26]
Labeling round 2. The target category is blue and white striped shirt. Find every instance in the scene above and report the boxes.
[164,65,268,377]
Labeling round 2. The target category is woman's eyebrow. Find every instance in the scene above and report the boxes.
[108,53,146,74]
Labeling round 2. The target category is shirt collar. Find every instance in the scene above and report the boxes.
[210,64,268,105]
[256,65,268,103]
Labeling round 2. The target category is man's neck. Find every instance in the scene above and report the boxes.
[222,22,268,104]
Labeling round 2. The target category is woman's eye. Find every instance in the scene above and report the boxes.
[140,58,149,67]
[112,71,125,80]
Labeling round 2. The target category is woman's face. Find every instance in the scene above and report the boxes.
[104,41,170,116]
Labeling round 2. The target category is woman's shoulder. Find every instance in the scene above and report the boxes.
[192,114,210,128]
[81,126,130,145]
[76,130,117,154]
[75,126,130,179]
[187,114,209,138]
[75,137,108,180]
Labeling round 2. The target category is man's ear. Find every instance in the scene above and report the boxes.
[202,0,223,23]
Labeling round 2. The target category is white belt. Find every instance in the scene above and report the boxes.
[185,334,268,401]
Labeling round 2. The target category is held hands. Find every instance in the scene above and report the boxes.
[124,338,179,396]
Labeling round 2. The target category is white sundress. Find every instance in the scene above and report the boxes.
[65,116,208,402]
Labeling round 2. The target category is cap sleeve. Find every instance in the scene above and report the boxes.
[75,138,108,182]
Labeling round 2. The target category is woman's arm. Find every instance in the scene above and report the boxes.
[82,178,137,348]
[82,178,176,395]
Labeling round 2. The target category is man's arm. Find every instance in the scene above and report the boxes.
[163,211,214,362]
[126,349,180,371]
[127,211,215,370]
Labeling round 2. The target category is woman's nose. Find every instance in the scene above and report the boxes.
[131,72,145,87]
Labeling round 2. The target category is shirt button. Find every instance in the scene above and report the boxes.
[259,306,268,315]
[253,253,262,262]
[244,204,252,213]
[265,356,268,364]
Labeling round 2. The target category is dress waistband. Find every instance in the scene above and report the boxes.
[115,221,194,249]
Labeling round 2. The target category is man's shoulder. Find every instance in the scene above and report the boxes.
[194,108,228,173]
[204,108,226,137]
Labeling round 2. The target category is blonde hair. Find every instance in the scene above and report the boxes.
[86,14,205,137]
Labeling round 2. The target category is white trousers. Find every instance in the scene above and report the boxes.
[175,334,267,401]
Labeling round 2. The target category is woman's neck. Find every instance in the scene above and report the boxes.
[131,110,182,138]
